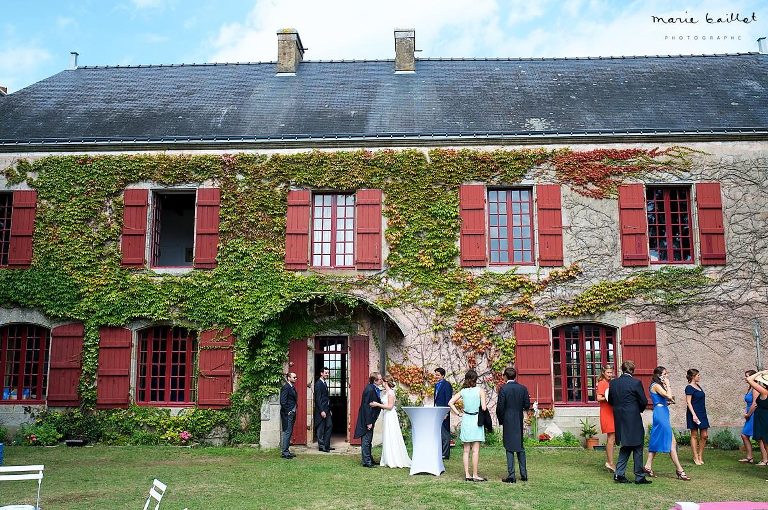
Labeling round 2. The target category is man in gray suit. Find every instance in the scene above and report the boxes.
[608,359,651,484]
[496,366,531,483]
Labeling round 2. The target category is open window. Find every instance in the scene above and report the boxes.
[151,192,196,268]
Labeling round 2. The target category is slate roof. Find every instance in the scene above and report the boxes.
[1,53,767,149]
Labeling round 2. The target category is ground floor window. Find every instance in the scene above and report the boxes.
[0,324,49,402]
[552,323,616,404]
[137,326,196,404]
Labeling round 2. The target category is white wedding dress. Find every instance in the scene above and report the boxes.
[379,390,412,468]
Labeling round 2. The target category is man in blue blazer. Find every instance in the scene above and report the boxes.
[434,367,453,459]
[608,360,651,484]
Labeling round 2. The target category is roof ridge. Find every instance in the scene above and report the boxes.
[73,52,763,70]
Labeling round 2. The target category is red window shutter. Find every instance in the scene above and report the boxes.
[197,328,234,409]
[8,190,37,267]
[618,184,649,267]
[285,190,311,270]
[288,339,308,445]
[348,335,369,445]
[47,323,85,407]
[513,322,553,408]
[96,327,132,408]
[459,184,487,267]
[620,321,657,407]
[121,188,149,267]
[696,182,726,266]
[355,189,383,270]
[536,184,564,267]
[194,188,221,269]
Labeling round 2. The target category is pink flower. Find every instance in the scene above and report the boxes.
[179,431,192,442]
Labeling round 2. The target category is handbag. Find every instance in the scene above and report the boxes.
[477,407,493,433]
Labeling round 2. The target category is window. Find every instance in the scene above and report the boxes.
[312,194,355,268]
[0,324,50,402]
[0,193,11,266]
[646,187,693,263]
[137,326,196,404]
[488,189,534,264]
[552,324,615,404]
[315,336,346,397]
[151,192,196,267]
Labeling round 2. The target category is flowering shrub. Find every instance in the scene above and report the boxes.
[180,430,192,443]
[17,422,62,446]
[538,433,551,442]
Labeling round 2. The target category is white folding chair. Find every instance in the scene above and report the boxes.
[142,479,166,510]
[0,464,44,510]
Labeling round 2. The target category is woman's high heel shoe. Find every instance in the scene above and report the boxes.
[643,466,656,477]
[676,470,691,481]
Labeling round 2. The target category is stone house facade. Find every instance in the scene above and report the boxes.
[0,29,767,446]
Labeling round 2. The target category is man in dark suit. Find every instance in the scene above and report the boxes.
[496,366,531,483]
[354,371,383,467]
[608,359,651,484]
[314,367,333,452]
[434,367,453,459]
[279,372,298,459]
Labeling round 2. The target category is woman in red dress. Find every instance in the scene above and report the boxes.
[597,365,616,472]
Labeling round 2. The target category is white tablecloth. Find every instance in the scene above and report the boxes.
[403,406,449,476]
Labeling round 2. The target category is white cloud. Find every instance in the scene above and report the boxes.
[130,0,166,8]
[56,17,77,29]
[0,45,52,92]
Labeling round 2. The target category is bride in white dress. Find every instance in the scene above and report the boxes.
[372,378,411,468]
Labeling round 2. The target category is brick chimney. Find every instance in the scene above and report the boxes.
[277,29,305,74]
[394,29,415,73]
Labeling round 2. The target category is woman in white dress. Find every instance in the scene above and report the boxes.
[370,377,411,468]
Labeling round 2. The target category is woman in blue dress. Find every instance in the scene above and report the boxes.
[449,368,487,482]
[644,366,690,480]
[746,369,768,466]
[739,369,759,463]
[685,368,710,465]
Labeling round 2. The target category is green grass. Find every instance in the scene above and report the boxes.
[1,445,765,509]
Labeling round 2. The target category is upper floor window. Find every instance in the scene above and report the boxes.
[0,193,11,266]
[312,194,355,268]
[646,187,693,263]
[1,324,50,402]
[552,323,615,404]
[136,326,196,404]
[488,189,534,264]
[151,191,196,268]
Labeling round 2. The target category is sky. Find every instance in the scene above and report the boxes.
[1,0,765,93]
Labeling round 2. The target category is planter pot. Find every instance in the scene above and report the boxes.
[585,437,599,450]
[65,439,88,447]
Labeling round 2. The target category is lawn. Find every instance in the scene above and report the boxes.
[1,444,765,510]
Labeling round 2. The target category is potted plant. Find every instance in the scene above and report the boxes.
[579,418,599,449]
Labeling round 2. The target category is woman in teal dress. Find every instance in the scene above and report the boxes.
[644,367,690,480]
[449,369,487,482]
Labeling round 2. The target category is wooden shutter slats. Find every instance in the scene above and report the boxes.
[194,188,221,269]
[96,327,132,408]
[7,190,37,267]
[348,335,369,445]
[696,182,726,265]
[285,190,311,270]
[197,328,234,409]
[460,184,487,267]
[621,321,657,407]
[121,189,149,267]
[536,184,564,267]
[513,322,553,408]
[355,189,383,270]
[47,323,84,407]
[288,339,308,445]
[618,184,650,267]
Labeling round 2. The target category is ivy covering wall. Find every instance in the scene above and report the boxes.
[0,147,712,440]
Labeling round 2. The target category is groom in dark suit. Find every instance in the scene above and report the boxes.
[496,366,531,482]
[608,359,651,484]
[354,371,383,467]
[434,367,453,459]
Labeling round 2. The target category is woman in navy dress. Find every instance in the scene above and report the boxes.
[685,368,709,465]
[739,369,759,463]
[644,367,690,480]
[746,369,768,466]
